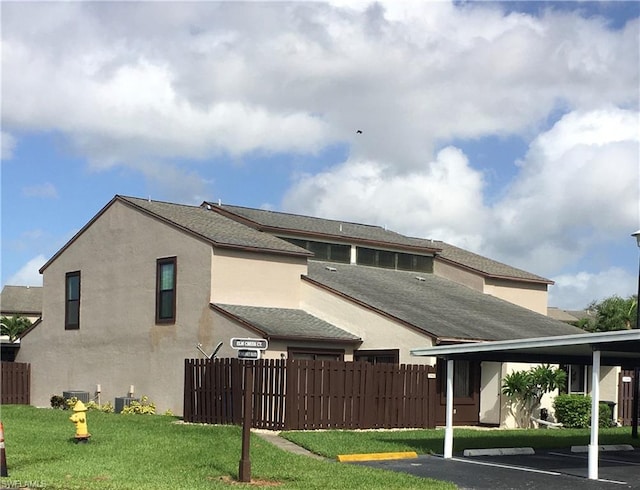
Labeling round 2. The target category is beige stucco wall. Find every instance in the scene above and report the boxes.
[300,280,434,365]
[479,361,502,425]
[484,278,548,314]
[17,201,216,415]
[211,249,307,308]
[433,260,484,292]
[434,260,549,315]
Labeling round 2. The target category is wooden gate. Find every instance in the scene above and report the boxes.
[184,358,436,430]
[618,369,635,426]
[0,361,31,405]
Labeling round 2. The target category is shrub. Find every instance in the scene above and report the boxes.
[599,402,613,428]
[65,396,79,410]
[553,394,613,428]
[121,395,156,415]
[50,395,66,409]
[86,400,115,413]
[554,394,591,428]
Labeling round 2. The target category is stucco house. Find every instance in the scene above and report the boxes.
[18,195,600,424]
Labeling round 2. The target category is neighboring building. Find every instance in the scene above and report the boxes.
[18,195,586,425]
[1,285,42,361]
[1,285,43,324]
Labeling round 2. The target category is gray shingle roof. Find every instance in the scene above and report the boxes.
[210,203,551,283]
[213,304,361,342]
[209,203,441,252]
[119,197,311,256]
[434,241,552,283]
[0,286,42,316]
[306,261,584,342]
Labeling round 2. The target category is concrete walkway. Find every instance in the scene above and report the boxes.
[253,430,329,461]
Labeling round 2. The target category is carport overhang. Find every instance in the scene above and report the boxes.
[411,329,640,481]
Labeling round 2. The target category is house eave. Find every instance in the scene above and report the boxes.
[435,256,554,285]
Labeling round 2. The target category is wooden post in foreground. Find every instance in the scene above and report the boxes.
[239,362,253,482]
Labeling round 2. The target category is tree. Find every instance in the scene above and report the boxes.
[0,315,32,342]
[501,364,567,428]
[579,295,638,332]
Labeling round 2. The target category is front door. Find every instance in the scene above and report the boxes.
[435,359,481,426]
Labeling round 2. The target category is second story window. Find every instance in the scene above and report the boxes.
[156,257,177,324]
[65,271,81,330]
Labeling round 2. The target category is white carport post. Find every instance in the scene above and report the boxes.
[444,359,454,459]
[588,349,601,480]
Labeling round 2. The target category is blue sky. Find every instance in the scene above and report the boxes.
[1,1,639,310]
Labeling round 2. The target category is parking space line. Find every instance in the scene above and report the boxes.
[450,457,563,476]
[548,451,640,467]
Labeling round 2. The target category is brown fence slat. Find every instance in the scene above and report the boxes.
[183,358,436,430]
[0,361,30,405]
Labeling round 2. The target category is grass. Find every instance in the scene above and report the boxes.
[281,426,638,459]
[0,405,453,490]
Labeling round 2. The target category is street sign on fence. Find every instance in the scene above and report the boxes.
[237,349,261,360]
[231,338,268,350]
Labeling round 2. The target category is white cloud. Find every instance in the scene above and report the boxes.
[22,183,59,199]
[487,107,640,275]
[5,255,46,287]
[549,267,637,310]
[283,146,488,247]
[1,2,637,169]
[1,132,16,160]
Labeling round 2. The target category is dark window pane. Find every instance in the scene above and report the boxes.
[329,244,351,263]
[67,301,79,327]
[378,250,395,269]
[159,291,174,319]
[397,253,414,271]
[307,241,330,260]
[356,247,376,266]
[415,255,432,273]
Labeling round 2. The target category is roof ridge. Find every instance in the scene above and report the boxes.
[214,203,389,230]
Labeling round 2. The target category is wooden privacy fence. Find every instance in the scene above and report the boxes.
[184,358,436,430]
[1,361,30,405]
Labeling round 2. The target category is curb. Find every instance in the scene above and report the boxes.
[571,444,635,453]
[463,447,535,457]
[337,451,418,462]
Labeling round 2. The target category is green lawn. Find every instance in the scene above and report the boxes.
[0,405,453,490]
[281,426,638,459]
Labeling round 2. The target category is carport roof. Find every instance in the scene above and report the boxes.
[411,329,640,369]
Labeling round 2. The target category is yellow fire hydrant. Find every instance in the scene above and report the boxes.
[69,400,90,443]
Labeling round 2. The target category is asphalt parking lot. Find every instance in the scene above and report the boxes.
[357,448,640,489]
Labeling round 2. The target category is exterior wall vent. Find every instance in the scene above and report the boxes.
[415,276,426,282]
[325,266,337,272]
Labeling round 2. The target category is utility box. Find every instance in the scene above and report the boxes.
[63,391,90,403]
[115,396,139,413]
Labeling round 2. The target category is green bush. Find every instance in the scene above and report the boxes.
[554,394,591,428]
[553,394,613,428]
[599,402,613,428]
[50,394,66,409]
[121,395,156,415]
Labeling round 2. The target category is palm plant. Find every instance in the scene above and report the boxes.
[0,315,32,342]
[501,364,566,428]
